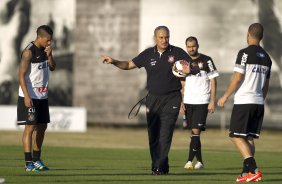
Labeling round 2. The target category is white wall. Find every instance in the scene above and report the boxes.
[0,106,86,132]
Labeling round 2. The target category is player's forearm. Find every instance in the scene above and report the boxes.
[180,81,185,96]
[262,79,269,99]
[223,75,241,99]
[48,55,56,71]
[210,79,217,103]
[223,72,244,99]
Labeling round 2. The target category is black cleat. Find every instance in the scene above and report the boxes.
[152,168,169,175]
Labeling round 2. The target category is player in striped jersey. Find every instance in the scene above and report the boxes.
[218,23,272,182]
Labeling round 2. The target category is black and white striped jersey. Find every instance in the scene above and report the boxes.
[183,54,219,104]
[234,45,272,104]
[19,42,49,99]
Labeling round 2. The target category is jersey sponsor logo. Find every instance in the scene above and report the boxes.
[168,55,175,63]
[187,72,202,77]
[241,53,248,66]
[38,62,48,69]
[36,55,40,59]
[252,65,269,74]
[37,86,47,93]
[256,52,265,58]
[207,60,214,71]
[198,62,204,69]
[196,72,202,77]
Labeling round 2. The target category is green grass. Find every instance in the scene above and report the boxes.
[0,146,282,184]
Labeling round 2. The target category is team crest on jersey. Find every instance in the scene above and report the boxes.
[28,113,35,121]
[198,62,204,69]
[150,60,157,66]
[168,55,175,63]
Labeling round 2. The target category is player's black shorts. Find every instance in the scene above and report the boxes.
[184,104,208,131]
[17,96,50,125]
[229,104,264,139]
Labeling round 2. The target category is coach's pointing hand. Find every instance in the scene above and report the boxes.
[102,55,113,64]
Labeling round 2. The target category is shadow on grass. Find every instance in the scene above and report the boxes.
[263,178,282,182]
[17,171,236,176]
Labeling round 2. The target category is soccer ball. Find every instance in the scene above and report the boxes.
[172,60,188,78]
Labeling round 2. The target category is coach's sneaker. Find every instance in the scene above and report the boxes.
[194,161,204,170]
[184,161,193,169]
[152,168,168,175]
[25,162,40,172]
[33,160,49,171]
[246,171,262,182]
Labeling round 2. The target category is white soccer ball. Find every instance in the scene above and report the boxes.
[172,60,187,78]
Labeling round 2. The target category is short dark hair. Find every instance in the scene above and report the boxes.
[185,36,199,46]
[248,23,264,40]
[154,26,170,36]
[36,25,53,37]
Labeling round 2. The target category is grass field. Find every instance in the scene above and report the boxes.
[0,127,282,184]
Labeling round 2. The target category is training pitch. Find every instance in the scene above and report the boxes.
[0,127,281,184]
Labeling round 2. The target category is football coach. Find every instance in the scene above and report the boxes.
[102,25,195,175]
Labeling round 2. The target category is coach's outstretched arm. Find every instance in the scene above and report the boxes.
[102,55,137,70]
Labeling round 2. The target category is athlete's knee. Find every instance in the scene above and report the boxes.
[247,136,254,142]
[24,125,35,134]
[229,136,237,143]
[191,129,201,135]
[36,124,47,132]
[230,136,247,144]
